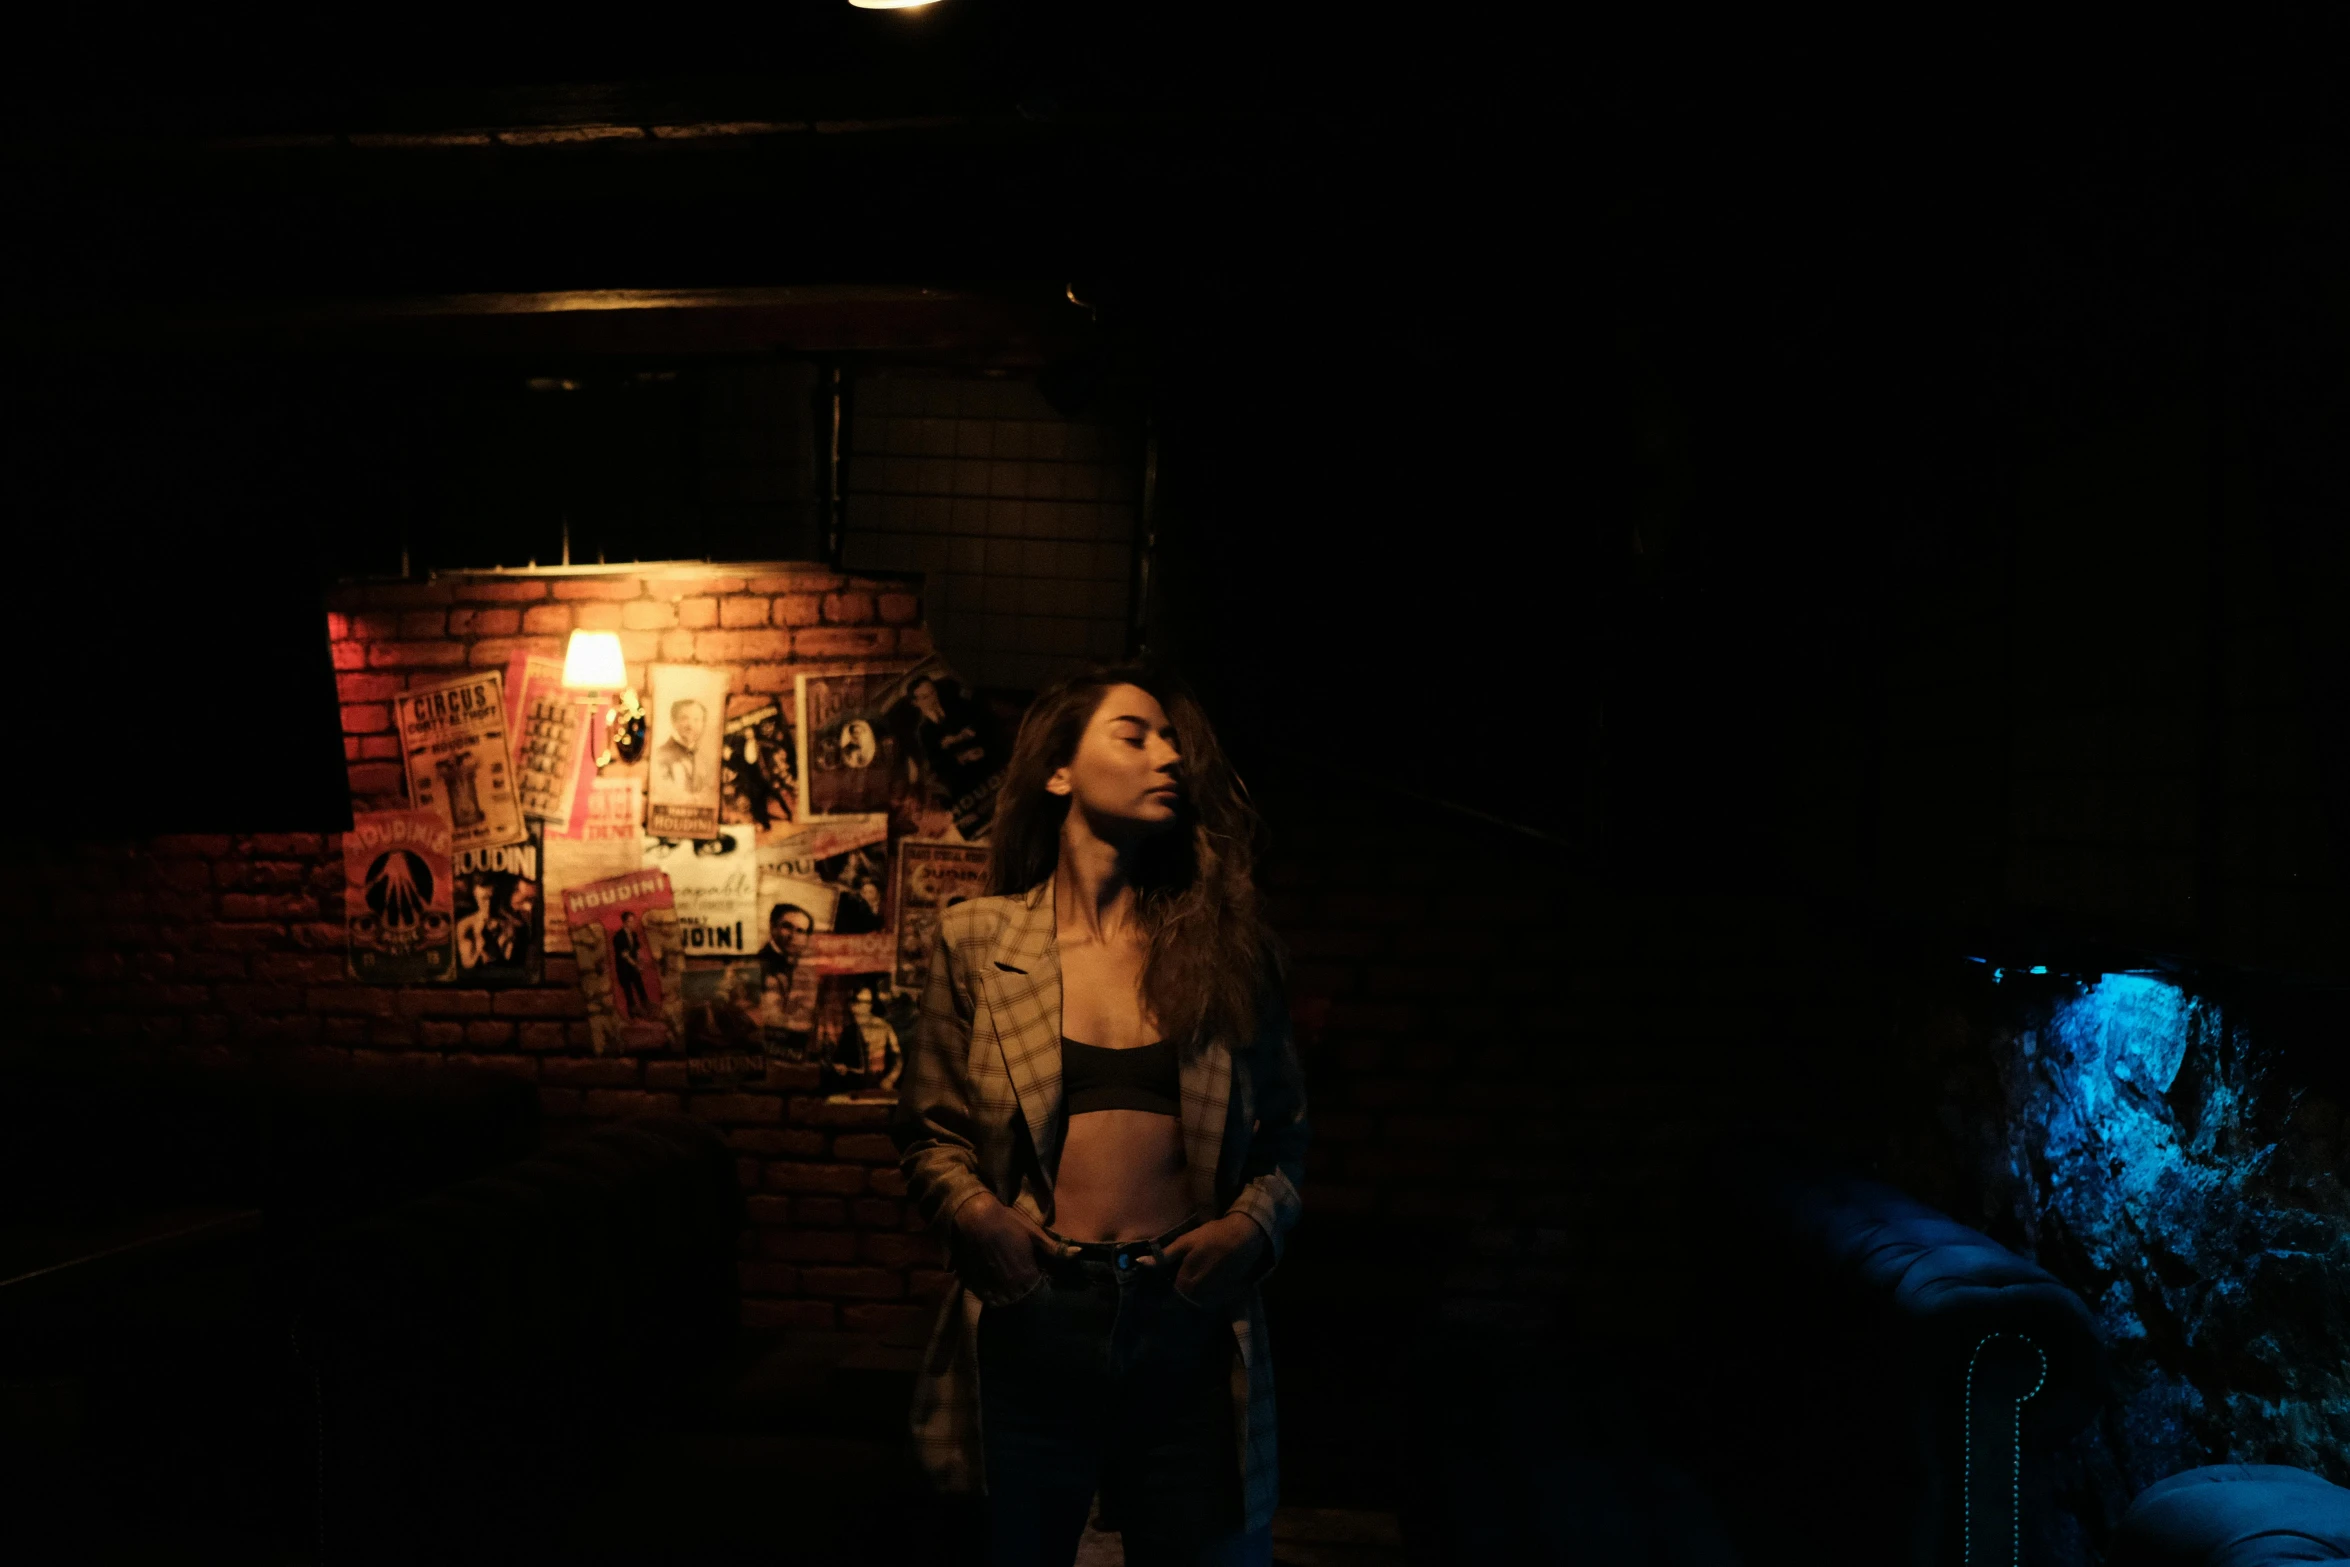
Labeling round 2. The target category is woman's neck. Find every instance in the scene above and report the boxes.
[1053,812,1136,947]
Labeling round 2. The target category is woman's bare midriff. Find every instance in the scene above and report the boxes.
[1051,1109,1193,1242]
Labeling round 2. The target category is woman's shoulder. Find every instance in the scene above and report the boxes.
[934,891,1029,948]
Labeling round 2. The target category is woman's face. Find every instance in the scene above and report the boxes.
[1046,683,1183,840]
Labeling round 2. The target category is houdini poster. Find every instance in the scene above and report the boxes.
[646,663,729,840]
[641,823,761,960]
[344,808,455,983]
[450,823,543,986]
[892,839,990,991]
[395,669,525,852]
[720,701,797,829]
[563,869,685,1054]
[541,776,643,955]
[797,669,908,819]
[503,653,591,834]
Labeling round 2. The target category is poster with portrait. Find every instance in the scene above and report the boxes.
[646,663,729,840]
[640,823,761,960]
[797,669,909,819]
[344,808,456,983]
[812,971,905,1097]
[891,840,991,992]
[395,670,526,852]
[563,869,685,1054]
[888,656,1011,842]
[682,960,771,1085]
[541,777,643,954]
[503,654,593,835]
[448,823,543,987]
[720,701,797,829]
[755,813,890,937]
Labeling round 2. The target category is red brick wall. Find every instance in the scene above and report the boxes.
[25,563,943,1336]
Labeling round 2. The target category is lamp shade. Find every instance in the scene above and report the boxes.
[561,630,628,691]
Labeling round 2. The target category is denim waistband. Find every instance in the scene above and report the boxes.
[1045,1213,1204,1274]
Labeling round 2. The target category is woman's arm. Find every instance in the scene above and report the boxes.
[1225,1000,1310,1276]
[889,922,993,1234]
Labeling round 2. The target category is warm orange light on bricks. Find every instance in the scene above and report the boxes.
[561,630,628,691]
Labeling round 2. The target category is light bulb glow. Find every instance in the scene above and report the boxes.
[847,0,941,8]
[561,630,628,691]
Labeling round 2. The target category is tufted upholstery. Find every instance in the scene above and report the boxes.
[2115,1465,2350,1567]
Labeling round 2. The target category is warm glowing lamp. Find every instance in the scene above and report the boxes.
[847,0,941,8]
[560,630,647,766]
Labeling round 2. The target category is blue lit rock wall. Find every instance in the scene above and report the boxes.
[1922,973,2350,1550]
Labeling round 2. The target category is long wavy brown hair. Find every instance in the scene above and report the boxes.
[985,664,1275,1050]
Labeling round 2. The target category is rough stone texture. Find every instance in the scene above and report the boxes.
[1880,973,2350,1564]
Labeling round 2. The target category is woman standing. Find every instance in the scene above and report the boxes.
[894,666,1308,1567]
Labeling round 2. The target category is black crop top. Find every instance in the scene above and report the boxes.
[1061,1037,1180,1117]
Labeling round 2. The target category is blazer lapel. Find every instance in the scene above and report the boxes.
[1180,1036,1232,1214]
[984,881,1064,1188]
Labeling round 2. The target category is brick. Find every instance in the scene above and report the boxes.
[518,1021,568,1051]
[763,1229,859,1263]
[694,629,793,662]
[333,642,367,670]
[354,582,455,608]
[764,1162,869,1195]
[357,735,401,760]
[341,704,392,735]
[447,607,521,637]
[866,1168,909,1197]
[645,1061,690,1089]
[336,673,404,703]
[659,630,698,660]
[718,597,769,628]
[799,1266,903,1300]
[832,1132,898,1164]
[463,1020,516,1047]
[729,1128,828,1158]
[581,1089,683,1117]
[771,593,823,626]
[743,1196,792,1228]
[876,593,920,625]
[326,612,350,640]
[307,987,399,1018]
[418,1021,466,1048]
[522,604,572,635]
[619,630,662,663]
[398,989,493,1017]
[398,610,446,638]
[821,591,874,624]
[896,627,934,657]
[841,1304,930,1335]
[789,1097,893,1128]
[451,580,548,603]
[692,1092,784,1124]
[369,641,467,669]
[552,579,644,601]
[622,600,679,630]
[447,1053,535,1080]
[468,636,564,668]
[494,989,586,1017]
[574,602,625,631]
[852,1197,905,1227]
[794,627,892,658]
[861,1232,940,1268]
[743,1299,836,1330]
[741,663,797,694]
[676,597,718,629]
[351,613,401,641]
[221,893,321,920]
[539,1087,582,1116]
[793,1197,850,1226]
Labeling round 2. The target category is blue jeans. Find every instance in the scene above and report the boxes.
[975,1226,1270,1567]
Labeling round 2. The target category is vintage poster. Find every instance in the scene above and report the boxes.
[797,669,910,819]
[395,669,526,852]
[563,869,686,1054]
[812,972,905,1097]
[449,823,543,987]
[503,654,593,834]
[682,961,771,1084]
[344,808,456,983]
[891,840,991,992]
[646,663,729,840]
[756,813,890,936]
[892,657,1011,842]
[640,824,761,960]
[720,701,797,829]
[541,777,642,954]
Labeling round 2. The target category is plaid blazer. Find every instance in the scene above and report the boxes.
[891,880,1309,1534]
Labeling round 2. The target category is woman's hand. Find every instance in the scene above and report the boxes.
[951,1192,1074,1306]
[1141,1213,1267,1308]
